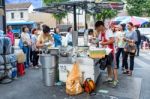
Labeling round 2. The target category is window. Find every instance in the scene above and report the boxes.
[11,13,14,19]
[20,12,24,18]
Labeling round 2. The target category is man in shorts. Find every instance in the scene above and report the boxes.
[95,21,119,87]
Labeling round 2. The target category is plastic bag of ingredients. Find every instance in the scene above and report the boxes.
[4,37,12,54]
[66,63,83,95]
[0,37,4,54]
[0,55,4,65]
[15,50,26,63]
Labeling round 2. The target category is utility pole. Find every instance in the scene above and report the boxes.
[73,4,77,31]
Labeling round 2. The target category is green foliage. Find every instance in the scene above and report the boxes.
[43,0,69,24]
[126,0,150,17]
[106,0,122,2]
[95,9,118,21]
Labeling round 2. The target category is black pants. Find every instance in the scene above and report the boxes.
[136,44,140,56]
[32,51,39,66]
[123,52,135,71]
[30,50,33,63]
[116,48,124,69]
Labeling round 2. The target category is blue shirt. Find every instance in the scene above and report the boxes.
[53,33,62,47]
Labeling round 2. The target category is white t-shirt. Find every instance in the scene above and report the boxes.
[66,33,72,43]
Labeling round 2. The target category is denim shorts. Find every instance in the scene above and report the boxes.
[108,53,117,69]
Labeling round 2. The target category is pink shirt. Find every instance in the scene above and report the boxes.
[6,31,15,45]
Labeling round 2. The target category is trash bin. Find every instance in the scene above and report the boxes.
[39,54,56,86]
[42,68,55,86]
[40,55,56,69]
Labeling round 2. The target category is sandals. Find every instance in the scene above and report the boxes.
[128,71,132,76]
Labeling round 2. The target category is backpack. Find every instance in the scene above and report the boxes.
[83,78,96,94]
[135,29,141,44]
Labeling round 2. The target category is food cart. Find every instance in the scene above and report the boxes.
[59,46,107,83]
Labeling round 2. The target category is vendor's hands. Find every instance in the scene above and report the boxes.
[44,42,51,46]
[100,41,106,45]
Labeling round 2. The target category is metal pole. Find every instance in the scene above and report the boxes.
[85,1,88,29]
[73,4,77,31]
[78,13,79,30]
[85,11,88,29]
[2,0,6,34]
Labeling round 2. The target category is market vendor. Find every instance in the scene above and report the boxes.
[36,25,54,48]
[95,21,118,87]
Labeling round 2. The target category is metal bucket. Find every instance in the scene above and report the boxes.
[42,68,55,86]
[39,54,56,69]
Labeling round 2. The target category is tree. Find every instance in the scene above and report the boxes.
[43,0,69,24]
[107,0,122,2]
[95,9,118,22]
[126,0,150,17]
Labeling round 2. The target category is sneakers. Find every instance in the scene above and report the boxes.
[33,66,39,69]
[112,80,119,88]
[104,77,113,83]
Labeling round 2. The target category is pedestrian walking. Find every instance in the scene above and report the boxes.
[53,27,62,47]
[21,26,32,68]
[123,22,138,76]
[134,25,141,56]
[95,21,118,87]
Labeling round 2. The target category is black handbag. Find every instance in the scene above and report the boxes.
[95,53,113,70]
[99,57,107,70]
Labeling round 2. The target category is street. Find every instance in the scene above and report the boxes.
[1,0,150,99]
[0,51,149,99]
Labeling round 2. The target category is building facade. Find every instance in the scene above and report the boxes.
[6,2,56,28]
[6,3,33,21]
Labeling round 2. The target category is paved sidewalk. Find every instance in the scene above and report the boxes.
[0,68,142,99]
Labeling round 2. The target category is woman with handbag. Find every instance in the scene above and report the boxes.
[123,22,138,76]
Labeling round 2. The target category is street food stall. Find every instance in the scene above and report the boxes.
[34,0,120,86]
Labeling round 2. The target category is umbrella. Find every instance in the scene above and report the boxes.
[120,16,149,26]
[112,16,130,22]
